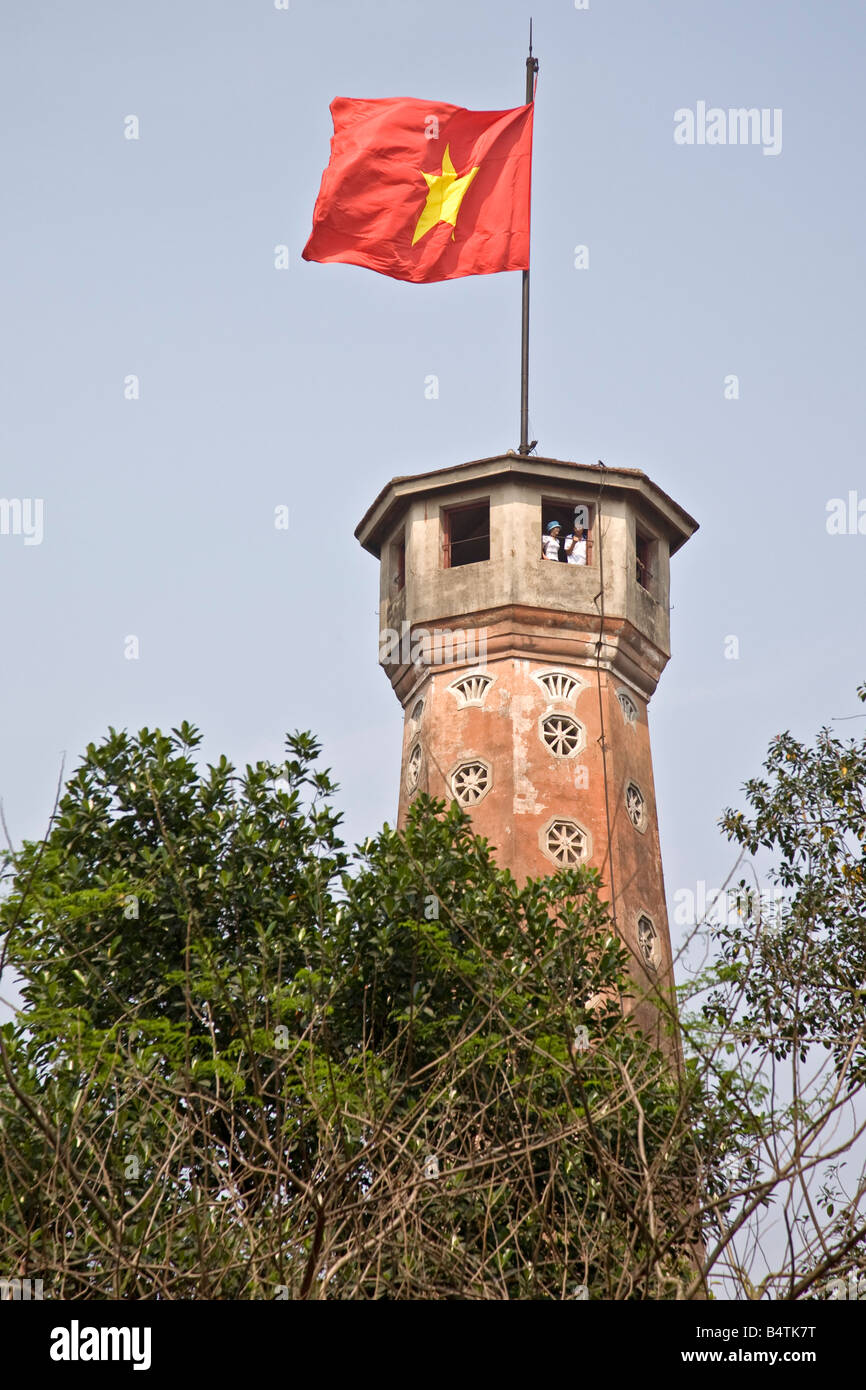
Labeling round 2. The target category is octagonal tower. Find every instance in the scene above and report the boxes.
[356,452,698,1033]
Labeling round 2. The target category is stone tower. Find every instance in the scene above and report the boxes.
[356,453,698,1033]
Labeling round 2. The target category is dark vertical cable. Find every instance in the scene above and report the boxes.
[594,463,618,928]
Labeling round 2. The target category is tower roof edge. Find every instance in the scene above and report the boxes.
[355,452,699,558]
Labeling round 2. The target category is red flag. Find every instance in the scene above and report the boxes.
[302,97,533,284]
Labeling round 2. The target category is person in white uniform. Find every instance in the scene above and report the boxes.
[542,521,562,561]
[565,527,587,565]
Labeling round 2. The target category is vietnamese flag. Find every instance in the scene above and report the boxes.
[302,97,533,284]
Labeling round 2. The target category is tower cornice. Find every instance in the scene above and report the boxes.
[380,606,668,706]
[356,453,699,559]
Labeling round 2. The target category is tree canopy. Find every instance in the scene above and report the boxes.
[1,692,864,1300]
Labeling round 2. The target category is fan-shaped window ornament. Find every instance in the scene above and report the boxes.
[540,713,584,757]
[532,669,584,703]
[451,760,491,807]
[617,690,638,726]
[625,781,647,832]
[637,914,659,971]
[448,671,494,708]
[406,742,422,795]
[544,819,587,866]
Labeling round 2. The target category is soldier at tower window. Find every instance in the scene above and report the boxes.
[542,520,562,561]
[565,527,587,565]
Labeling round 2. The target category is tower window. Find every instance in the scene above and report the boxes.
[532,668,584,703]
[451,759,491,806]
[544,819,588,867]
[444,500,490,568]
[448,671,494,708]
[391,534,406,592]
[637,914,659,971]
[635,529,656,593]
[541,499,593,564]
[616,689,638,726]
[625,781,647,832]
[540,713,584,758]
[406,742,423,796]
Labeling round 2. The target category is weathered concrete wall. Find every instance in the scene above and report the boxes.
[380,477,672,662]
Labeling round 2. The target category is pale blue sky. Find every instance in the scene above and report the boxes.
[1,0,864,966]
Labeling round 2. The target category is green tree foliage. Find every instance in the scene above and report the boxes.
[704,684,866,1081]
[680,685,866,1296]
[3,693,865,1302]
[0,724,702,1299]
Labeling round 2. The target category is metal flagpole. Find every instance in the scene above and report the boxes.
[518,20,538,456]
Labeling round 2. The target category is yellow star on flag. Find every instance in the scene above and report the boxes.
[411,143,480,246]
